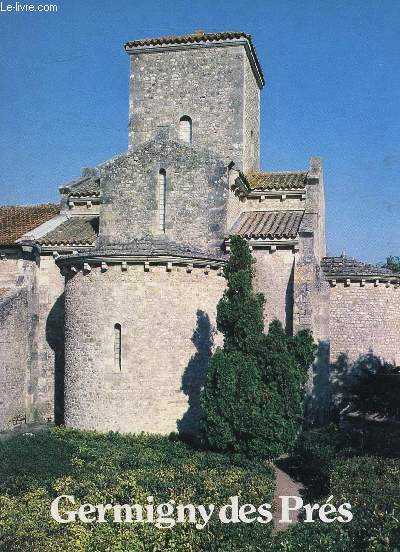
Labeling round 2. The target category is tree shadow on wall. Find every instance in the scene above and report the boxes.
[177,310,215,443]
[306,339,331,426]
[46,293,65,425]
[330,351,400,421]
[285,261,295,335]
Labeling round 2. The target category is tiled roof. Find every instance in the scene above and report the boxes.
[60,176,101,198]
[0,288,9,297]
[125,31,264,85]
[125,30,250,48]
[231,210,303,239]
[38,216,99,246]
[246,172,308,190]
[321,256,395,277]
[59,237,226,262]
[0,204,59,247]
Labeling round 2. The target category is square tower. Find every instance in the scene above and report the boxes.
[125,31,265,173]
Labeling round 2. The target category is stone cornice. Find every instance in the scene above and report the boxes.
[327,275,400,287]
[246,189,307,201]
[57,255,226,277]
[125,39,265,89]
[225,237,299,252]
[57,253,226,270]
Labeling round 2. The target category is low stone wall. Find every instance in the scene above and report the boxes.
[0,288,31,430]
[330,282,400,365]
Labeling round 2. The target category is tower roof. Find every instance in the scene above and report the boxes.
[124,31,265,88]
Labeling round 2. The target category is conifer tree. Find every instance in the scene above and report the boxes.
[201,235,315,459]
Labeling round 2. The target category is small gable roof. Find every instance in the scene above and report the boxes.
[37,216,99,246]
[59,176,101,198]
[246,171,308,191]
[230,210,304,239]
[0,204,59,247]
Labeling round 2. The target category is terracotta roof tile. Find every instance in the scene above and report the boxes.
[60,176,101,198]
[321,256,396,278]
[38,216,99,246]
[231,210,303,239]
[125,31,251,48]
[246,171,308,190]
[0,204,59,247]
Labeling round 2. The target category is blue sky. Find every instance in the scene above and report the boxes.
[0,0,399,263]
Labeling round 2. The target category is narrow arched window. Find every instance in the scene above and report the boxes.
[179,116,192,144]
[158,169,166,232]
[114,323,121,370]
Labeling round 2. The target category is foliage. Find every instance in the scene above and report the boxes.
[0,427,275,552]
[278,427,400,551]
[350,362,400,419]
[201,235,316,459]
[2,426,400,551]
[293,426,358,497]
[330,352,400,421]
[383,255,400,273]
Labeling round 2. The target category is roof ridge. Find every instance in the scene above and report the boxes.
[247,170,308,175]
[243,209,305,212]
[125,30,250,46]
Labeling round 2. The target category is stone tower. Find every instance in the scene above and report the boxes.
[126,31,264,173]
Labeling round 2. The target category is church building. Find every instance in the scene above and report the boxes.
[0,31,399,433]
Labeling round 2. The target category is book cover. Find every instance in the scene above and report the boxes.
[0,1,399,550]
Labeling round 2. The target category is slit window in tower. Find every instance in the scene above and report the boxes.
[179,116,192,144]
[158,169,166,232]
[114,323,121,370]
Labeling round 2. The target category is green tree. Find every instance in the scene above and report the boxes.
[384,256,400,273]
[201,235,316,459]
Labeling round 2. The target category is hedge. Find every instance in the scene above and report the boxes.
[0,427,275,551]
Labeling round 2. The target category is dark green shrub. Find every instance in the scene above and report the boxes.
[287,427,400,551]
[201,235,316,459]
[351,362,400,419]
[293,426,357,497]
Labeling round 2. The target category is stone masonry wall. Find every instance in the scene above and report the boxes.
[0,288,31,429]
[35,254,65,423]
[99,139,229,255]
[329,283,400,366]
[0,251,23,287]
[64,264,225,435]
[128,43,259,171]
[243,53,260,173]
[252,249,295,333]
[242,196,305,213]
